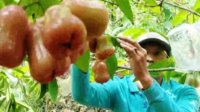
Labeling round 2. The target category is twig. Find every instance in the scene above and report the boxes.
[159,0,165,7]
[141,0,200,17]
[164,1,200,17]
[118,66,175,72]
[100,0,117,6]
[100,0,200,17]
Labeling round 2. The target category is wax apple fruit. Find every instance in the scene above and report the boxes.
[89,38,97,53]
[0,5,29,68]
[27,22,54,83]
[92,60,110,83]
[43,5,87,61]
[62,0,109,40]
[27,20,70,84]
[96,36,115,60]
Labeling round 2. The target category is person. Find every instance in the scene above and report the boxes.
[71,32,199,112]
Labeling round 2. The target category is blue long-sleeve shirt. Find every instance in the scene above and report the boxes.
[71,65,199,112]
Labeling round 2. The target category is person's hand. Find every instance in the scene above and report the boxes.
[117,37,153,89]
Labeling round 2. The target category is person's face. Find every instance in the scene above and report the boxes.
[143,43,168,66]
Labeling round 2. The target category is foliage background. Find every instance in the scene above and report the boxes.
[0,0,200,111]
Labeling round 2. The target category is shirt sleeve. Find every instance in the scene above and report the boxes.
[71,64,117,109]
[143,80,199,112]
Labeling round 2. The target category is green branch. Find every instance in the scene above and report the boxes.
[100,0,117,6]
[164,1,200,17]
[118,66,175,72]
[101,0,200,17]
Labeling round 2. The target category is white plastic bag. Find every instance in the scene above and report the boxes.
[192,20,200,71]
[167,23,200,72]
[193,20,200,31]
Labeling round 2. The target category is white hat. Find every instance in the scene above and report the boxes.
[137,32,171,56]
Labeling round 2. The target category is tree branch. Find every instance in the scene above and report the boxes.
[100,0,117,6]
[164,1,200,17]
[142,0,200,17]
[118,66,175,72]
[159,0,165,7]
[100,0,200,17]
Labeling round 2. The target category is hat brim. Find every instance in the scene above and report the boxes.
[138,38,171,56]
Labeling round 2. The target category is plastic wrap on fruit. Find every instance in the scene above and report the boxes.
[96,35,115,60]
[168,23,200,72]
[192,20,200,66]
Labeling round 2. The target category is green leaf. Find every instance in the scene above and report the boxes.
[163,71,171,82]
[15,100,33,110]
[144,0,158,6]
[75,50,90,72]
[0,96,6,106]
[163,7,172,20]
[148,57,175,77]
[163,71,183,82]
[106,54,118,79]
[39,0,61,11]
[25,3,44,21]
[115,0,134,22]
[18,0,36,8]
[179,74,187,84]
[163,71,183,84]
[12,68,24,78]
[48,80,58,102]
[26,4,44,20]
[3,0,16,5]
[0,0,5,9]
[10,94,16,111]
[122,28,146,40]
[39,84,48,99]
[194,0,200,12]
[172,10,188,26]
[106,34,121,48]
[148,57,175,69]
[187,14,196,24]
[150,6,161,15]
[0,78,5,90]
[89,70,95,82]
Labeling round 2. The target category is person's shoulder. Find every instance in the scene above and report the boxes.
[170,80,193,89]
[170,80,198,97]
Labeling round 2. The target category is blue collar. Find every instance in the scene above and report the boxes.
[128,76,139,93]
